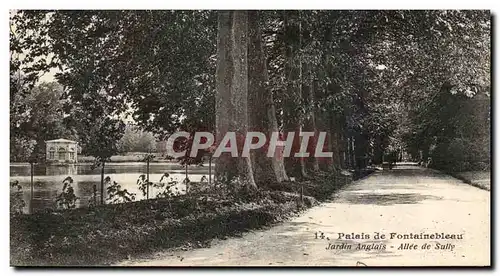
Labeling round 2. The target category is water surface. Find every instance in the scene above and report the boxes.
[10,162,212,214]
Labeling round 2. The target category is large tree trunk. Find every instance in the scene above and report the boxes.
[373,135,384,165]
[297,12,311,179]
[215,11,257,189]
[319,110,337,171]
[354,133,369,169]
[339,117,348,169]
[301,68,320,172]
[247,11,289,184]
[283,11,303,178]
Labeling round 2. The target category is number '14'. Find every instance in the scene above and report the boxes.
[315,231,325,239]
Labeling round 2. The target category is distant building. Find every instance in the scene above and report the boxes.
[45,138,78,164]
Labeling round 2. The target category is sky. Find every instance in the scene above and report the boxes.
[39,68,59,83]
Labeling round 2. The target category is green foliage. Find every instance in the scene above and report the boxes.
[88,190,97,207]
[10,180,26,215]
[74,115,125,163]
[183,176,191,194]
[9,10,491,266]
[10,137,36,163]
[154,173,182,199]
[105,176,136,204]
[137,172,182,199]
[117,124,157,153]
[45,10,217,136]
[10,82,73,162]
[11,10,490,175]
[55,176,79,209]
[11,186,314,266]
[10,11,67,162]
[136,174,151,198]
[10,11,56,95]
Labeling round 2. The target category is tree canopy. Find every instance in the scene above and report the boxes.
[10,10,490,177]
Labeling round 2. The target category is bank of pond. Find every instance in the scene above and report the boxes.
[10,162,212,214]
[10,168,374,266]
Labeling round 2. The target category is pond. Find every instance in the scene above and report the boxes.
[10,162,213,214]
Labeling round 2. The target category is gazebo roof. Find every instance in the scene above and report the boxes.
[46,138,77,143]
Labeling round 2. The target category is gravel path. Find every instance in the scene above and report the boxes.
[117,164,490,267]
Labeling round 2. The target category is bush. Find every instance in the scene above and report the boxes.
[431,137,490,172]
[10,180,26,215]
[106,177,136,204]
[10,168,366,266]
[10,187,314,266]
[55,177,79,209]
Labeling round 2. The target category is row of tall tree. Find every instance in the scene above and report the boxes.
[10,10,490,186]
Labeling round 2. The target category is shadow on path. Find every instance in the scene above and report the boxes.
[335,192,443,206]
[118,162,490,266]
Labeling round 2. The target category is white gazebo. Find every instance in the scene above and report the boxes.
[45,138,78,164]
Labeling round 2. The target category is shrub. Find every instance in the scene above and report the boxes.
[55,177,79,209]
[154,173,181,199]
[137,174,151,197]
[10,180,26,215]
[431,137,490,172]
[106,176,136,204]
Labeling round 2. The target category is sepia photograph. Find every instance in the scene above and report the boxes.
[9,9,491,267]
